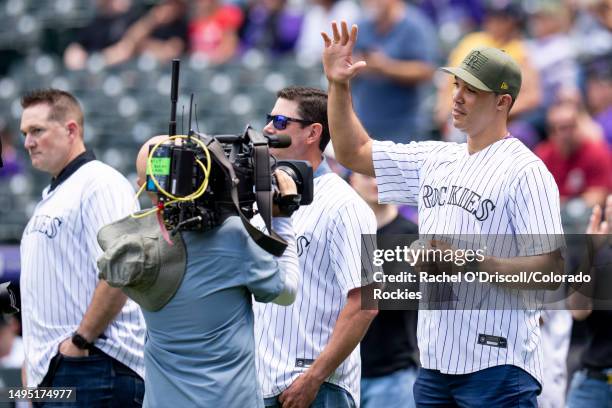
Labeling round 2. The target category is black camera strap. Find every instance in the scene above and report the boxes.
[204,136,288,256]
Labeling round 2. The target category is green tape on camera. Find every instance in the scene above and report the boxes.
[148,157,171,176]
[146,145,172,192]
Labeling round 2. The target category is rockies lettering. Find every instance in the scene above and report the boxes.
[23,215,63,238]
[421,184,496,220]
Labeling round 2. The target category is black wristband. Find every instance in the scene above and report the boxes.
[71,332,94,350]
[277,194,302,217]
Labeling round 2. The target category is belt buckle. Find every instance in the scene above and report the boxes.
[607,373,612,385]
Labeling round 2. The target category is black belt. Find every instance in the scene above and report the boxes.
[585,368,612,384]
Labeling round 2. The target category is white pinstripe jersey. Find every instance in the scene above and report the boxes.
[20,160,146,387]
[372,137,564,384]
[253,164,377,405]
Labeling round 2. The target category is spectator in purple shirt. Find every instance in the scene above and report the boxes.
[239,0,303,55]
[586,56,612,148]
[0,123,23,179]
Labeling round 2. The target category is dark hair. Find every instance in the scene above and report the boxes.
[277,86,329,152]
[21,88,84,129]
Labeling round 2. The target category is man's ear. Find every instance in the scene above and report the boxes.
[307,123,323,146]
[497,94,513,113]
[66,120,80,141]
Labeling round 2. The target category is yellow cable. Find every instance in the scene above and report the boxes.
[130,134,213,219]
[130,183,156,219]
[147,135,212,201]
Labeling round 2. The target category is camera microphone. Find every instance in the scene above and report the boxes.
[206,134,291,148]
[265,134,292,148]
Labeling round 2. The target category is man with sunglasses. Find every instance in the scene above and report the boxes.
[321,22,565,407]
[253,86,379,408]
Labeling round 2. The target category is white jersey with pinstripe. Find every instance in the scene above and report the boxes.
[20,160,146,387]
[372,137,563,385]
[253,165,377,405]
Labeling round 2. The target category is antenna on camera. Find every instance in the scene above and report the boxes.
[181,105,185,135]
[169,59,180,136]
[188,93,194,136]
[194,104,200,133]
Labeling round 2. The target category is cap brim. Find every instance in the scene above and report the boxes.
[123,238,186,312]
[440,67,493,93]
[97,210,187,312]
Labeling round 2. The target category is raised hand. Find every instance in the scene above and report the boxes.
[321,21,367,85]
[586,195,612,250]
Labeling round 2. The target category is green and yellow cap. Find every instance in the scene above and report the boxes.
[441,47,522,102]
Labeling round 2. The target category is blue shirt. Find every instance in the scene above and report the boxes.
[142,216,285,408]
[353,6,438,143]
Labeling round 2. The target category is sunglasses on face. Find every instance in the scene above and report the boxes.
[266,114,314,130]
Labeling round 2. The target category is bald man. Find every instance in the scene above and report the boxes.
[135,135,168,202]
[130,135,301,407]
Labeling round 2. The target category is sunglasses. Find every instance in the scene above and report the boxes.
[267,114,314,130]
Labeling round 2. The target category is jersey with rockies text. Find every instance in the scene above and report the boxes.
[20,160,145,387]
[372,137,563,384]
[253,162,377,405]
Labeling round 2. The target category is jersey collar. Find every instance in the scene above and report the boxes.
[314,157,332,178]
[49,150,96,192]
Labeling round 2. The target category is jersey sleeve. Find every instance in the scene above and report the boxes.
[82,170,139,276]
[507,164,564,256]
[372,140,445,205]
[243,234,286,304]
[329,199,378,297]
[267,217,299,305]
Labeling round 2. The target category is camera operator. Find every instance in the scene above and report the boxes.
[97,135,300,407]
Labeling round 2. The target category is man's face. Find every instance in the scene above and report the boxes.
[587,77,612,114]
[548,105,579,149]
[20,103,73,177]
[484,14,517,38]
[594,0,612,30]
[451,77,500,136]
[530,13,559,38]
[264,98,314,161]
[361,0,393,20]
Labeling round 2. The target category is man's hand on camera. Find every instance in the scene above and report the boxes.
[273,169,299,217]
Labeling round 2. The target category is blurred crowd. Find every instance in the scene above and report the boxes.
[0,0,610,212]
